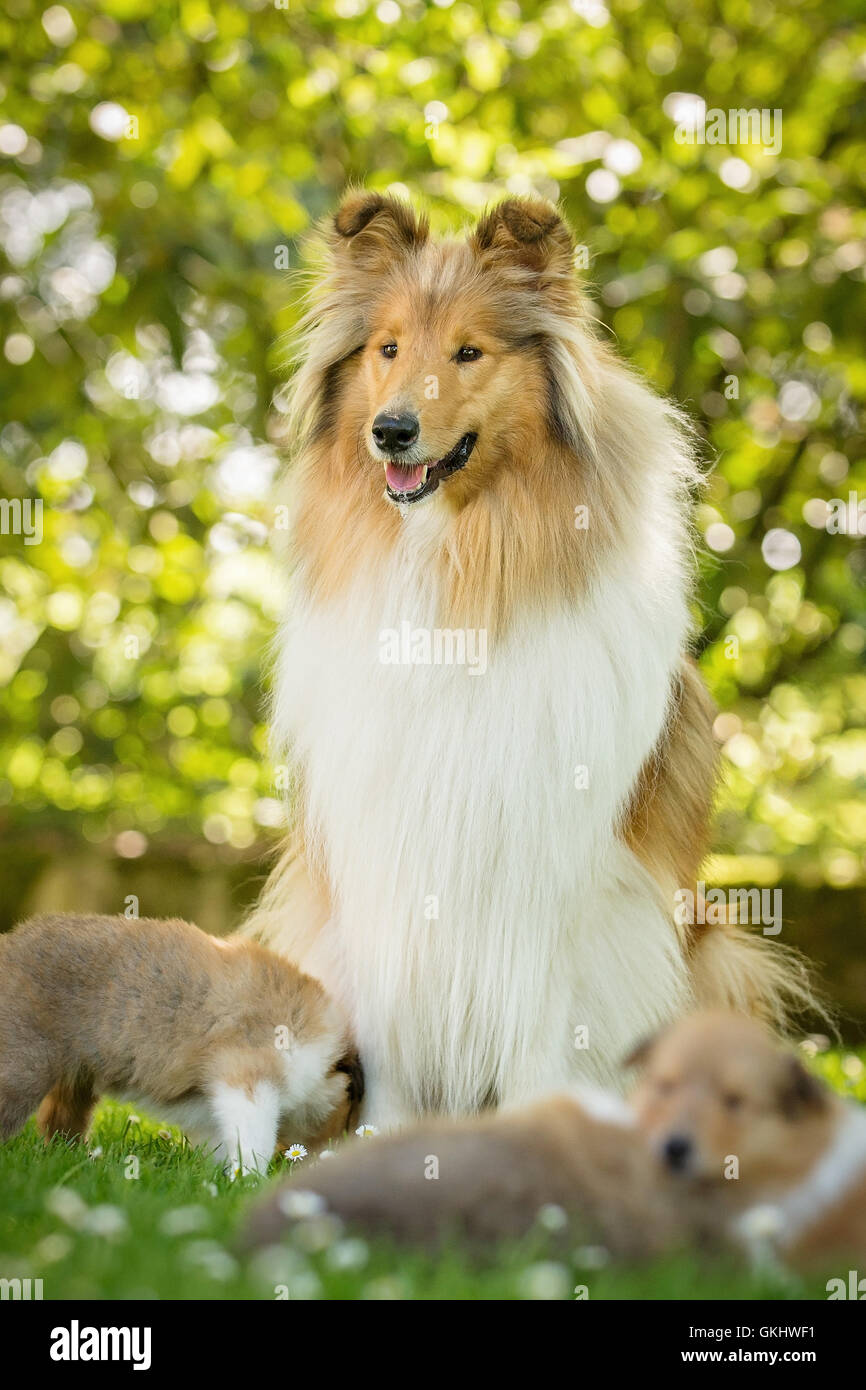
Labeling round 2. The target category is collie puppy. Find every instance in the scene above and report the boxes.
[242,1087,701,1259]
[630,1012,866,1272]
[245,191,812,1124]
[0,915,363,1173]
[244,1012,864,1275]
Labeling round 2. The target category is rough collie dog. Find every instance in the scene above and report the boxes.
[243,192,811,1126]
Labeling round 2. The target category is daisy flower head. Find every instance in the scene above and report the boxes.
[738,1203,784,1242]
[355,1123,379,1138]
[277,1188,327,1220]
[284,1143,308,1162]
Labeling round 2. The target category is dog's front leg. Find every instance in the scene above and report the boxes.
[354,1062,417,1133]
[208,1079,280,1177]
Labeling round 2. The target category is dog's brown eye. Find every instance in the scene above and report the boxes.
[381,342,398,359]
[724,1093,743,1111]
[455,346,482,362]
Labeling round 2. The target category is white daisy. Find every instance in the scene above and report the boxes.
[537,1203,568,1232]
[355,1124,379,1138]
[45,1187,87,1228]
[159,1205,209,1237]
[738,1203,784,1241]
[277,1189,327,1220]
[83,1205,129,1239]
[284,1143,308,1162]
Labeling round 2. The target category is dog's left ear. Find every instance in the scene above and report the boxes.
[470,197,576,277]
[779,1055,829,1119]
[622,1029,663,1070]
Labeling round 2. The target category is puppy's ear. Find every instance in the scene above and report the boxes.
[335,1047,365,1113]
[779,1055,829,1119]
[470,197,576,277]
[622,1029,663,1070]
[332,190,428,272]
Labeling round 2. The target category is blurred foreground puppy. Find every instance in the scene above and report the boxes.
[244,1012,866,1273]
[630,1012,866,1272]
[0,914,363,1174]
[243,1088,709,1258]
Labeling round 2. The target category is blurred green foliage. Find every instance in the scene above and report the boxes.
[0,0,864,930]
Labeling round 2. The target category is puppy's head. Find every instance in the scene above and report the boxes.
[627,1012,834,1192]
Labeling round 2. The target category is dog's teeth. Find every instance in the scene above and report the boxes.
[421,466,428,483]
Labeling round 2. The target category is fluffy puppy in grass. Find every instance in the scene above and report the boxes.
[244,1012,866,1273]
[629,1011,866,1273]
[0,914,363,1175]
[242,1088,712,1259]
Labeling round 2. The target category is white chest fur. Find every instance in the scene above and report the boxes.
[271,516,693,1121]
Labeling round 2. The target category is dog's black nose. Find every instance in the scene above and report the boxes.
[663,1133,692,1171]
[372,412,420,453]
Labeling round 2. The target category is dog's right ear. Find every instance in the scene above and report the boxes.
[331,190,429,273]
[778,1054,830,1119]
[622,1029,663,1070]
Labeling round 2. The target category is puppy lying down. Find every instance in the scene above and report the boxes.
[243,1088,716,1261]
[0,914,362,1174]
[245,1013,866,1272]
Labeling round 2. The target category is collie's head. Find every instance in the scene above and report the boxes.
[284,190,698,627]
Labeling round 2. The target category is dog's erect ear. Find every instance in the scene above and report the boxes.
[332,190,428,272]
[470,197,576,276]
[779,1055,829,1119]
[622,1029,663,1071]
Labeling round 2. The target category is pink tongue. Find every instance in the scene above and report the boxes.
[386,462,425,493]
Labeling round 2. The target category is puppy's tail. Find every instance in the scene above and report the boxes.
[688,920,831,1037]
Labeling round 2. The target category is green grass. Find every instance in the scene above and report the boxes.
[1,1048,863,1302]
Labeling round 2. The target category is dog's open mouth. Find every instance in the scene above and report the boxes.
[383,432,477,504]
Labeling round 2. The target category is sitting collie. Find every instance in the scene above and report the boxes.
[244,191,812,1126]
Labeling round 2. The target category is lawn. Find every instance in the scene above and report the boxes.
[1,1049,862,1302]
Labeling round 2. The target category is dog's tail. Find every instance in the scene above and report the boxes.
[687,920,829,1036]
